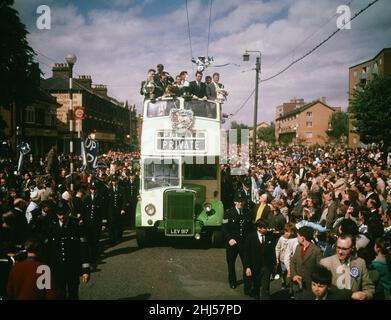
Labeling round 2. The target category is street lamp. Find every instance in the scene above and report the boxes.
[65,53,77,191]
[243,50,261,161]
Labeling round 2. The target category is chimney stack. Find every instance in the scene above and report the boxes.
[92,84,108,96]
[76,75,92,88]
[52,63,69,79]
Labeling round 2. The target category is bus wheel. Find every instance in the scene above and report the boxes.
[136,228,150,247]
[211,230,224,248]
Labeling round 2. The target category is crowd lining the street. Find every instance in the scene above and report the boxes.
[0,140,390,300]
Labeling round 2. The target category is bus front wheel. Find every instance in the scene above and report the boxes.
[211,230,224,248]
[136,227,151,247]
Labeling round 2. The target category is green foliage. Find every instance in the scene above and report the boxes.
[327,111,348,142]
[229,121,249,143]
[257,122,276,144]
[0,0,41,108]
[350,76,391,144]
[279,134,293,146]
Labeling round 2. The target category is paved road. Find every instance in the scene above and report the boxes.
[80,229,282,300]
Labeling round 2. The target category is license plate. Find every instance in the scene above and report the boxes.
[169,228,190,235]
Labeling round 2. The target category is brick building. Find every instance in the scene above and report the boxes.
[41,63,133,154]
[275,100,336,145]
[348,47,391,148]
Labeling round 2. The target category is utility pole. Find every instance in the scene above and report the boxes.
[65,54,77,192]
[243,50,261,161]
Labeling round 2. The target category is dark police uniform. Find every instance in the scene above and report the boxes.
[107,182,125,244]
[45,212,90,300]
[81,187,106,262]
[121,175,139,228]
[222,192,254,292]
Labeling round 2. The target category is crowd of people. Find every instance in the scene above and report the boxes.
[1,139,390,300]
[140,63,228,102]
[0,149,140,299]
[221,143,391,300]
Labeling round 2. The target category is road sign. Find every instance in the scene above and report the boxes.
[74,106,85,120]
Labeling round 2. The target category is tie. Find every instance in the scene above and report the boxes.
[239,208,243,215]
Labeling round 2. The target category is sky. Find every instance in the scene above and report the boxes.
[13,0,391,127]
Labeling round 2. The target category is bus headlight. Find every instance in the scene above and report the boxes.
[203,203,212,213]
[145,204,156,216]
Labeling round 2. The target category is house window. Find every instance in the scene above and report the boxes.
[305,132,313,139]
[25,106,35,124]
[45,110,53,126]
[353,71,357,78]
[306,122,312,128]
[306,112,312,117]
[35,108,45,125]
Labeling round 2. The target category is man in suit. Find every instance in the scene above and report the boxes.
[364,181,380,209]
[318,191,337,229]
[154,64,174,84]
[244,220,276,299]
[206,72,227,100]
[189,71,207,98]
[107,178,125,244]
[222,191,254,292]
[253,193,272,224]
[296,265,351,300]
[290,226,322,295]
[320,234,375,300]
[297,163,307,183]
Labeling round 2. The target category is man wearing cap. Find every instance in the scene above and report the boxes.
[45,201,90,300]
[81,183,106,262]
[239,177,255,213]
[107,178,125,244]
[121,172,139,228]
[222,191,254,292]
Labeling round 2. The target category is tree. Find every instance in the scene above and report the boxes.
[350,76,391,144]
[0,0,41,108]
[327,111,348,142]
[229,121,249,143]
[257,122,276,145]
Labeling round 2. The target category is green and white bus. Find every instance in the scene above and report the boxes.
[135,97,224,246]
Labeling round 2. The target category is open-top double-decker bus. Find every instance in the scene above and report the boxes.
[135,97,224,247]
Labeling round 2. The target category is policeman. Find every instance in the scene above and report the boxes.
[121,172,139,228]
[240,177,255,213]
[222,191,254,293]
[107,178,125,244]
[81,183,106,263]
[45,201,90,300]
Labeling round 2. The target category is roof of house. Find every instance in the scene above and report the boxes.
[275,100,336,121]
[349,47,391,70]
[34,89,61,107]
[41,77,122,106]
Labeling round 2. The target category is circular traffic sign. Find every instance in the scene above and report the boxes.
[74,106,85,120]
